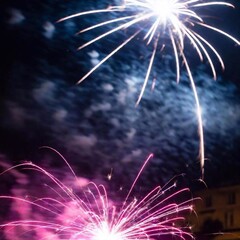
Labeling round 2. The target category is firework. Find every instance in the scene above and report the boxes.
[58,0,239,177]
[0,153,195,239]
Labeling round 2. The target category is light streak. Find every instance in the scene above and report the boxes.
[58,0,239,177]
[0,153,195,239]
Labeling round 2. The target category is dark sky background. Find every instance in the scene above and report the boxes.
[0,0,240,192]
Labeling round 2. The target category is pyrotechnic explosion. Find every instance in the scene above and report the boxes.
[0,153,195,239]
[58,0,240,177]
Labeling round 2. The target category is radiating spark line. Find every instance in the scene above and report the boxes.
[77,30,141,84]
[76,12,154,51]
[124,153,153,202]
[0,154,196,239]
[78,15,136,34]
[182,53,205,177]
[136,37,158,105]
[183,26,217,79]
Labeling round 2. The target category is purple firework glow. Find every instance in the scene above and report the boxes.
[0,153,195,239]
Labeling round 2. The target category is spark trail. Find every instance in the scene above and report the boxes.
[0,154,195,239]
[58,0,240,177]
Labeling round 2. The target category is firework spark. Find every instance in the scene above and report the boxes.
[58,0,239,177]
[0,153,195,239]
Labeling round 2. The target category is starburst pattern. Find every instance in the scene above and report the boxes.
[58,0,239,177]
[0,153,195,239]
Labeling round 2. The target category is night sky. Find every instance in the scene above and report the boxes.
[0,0,240,193]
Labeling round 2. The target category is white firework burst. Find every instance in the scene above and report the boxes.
[58,0,239,177]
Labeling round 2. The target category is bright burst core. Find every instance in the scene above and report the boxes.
[131,0,177,25]
[92,221,123,240]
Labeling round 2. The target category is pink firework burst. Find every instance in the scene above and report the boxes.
[0,152,195,239]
